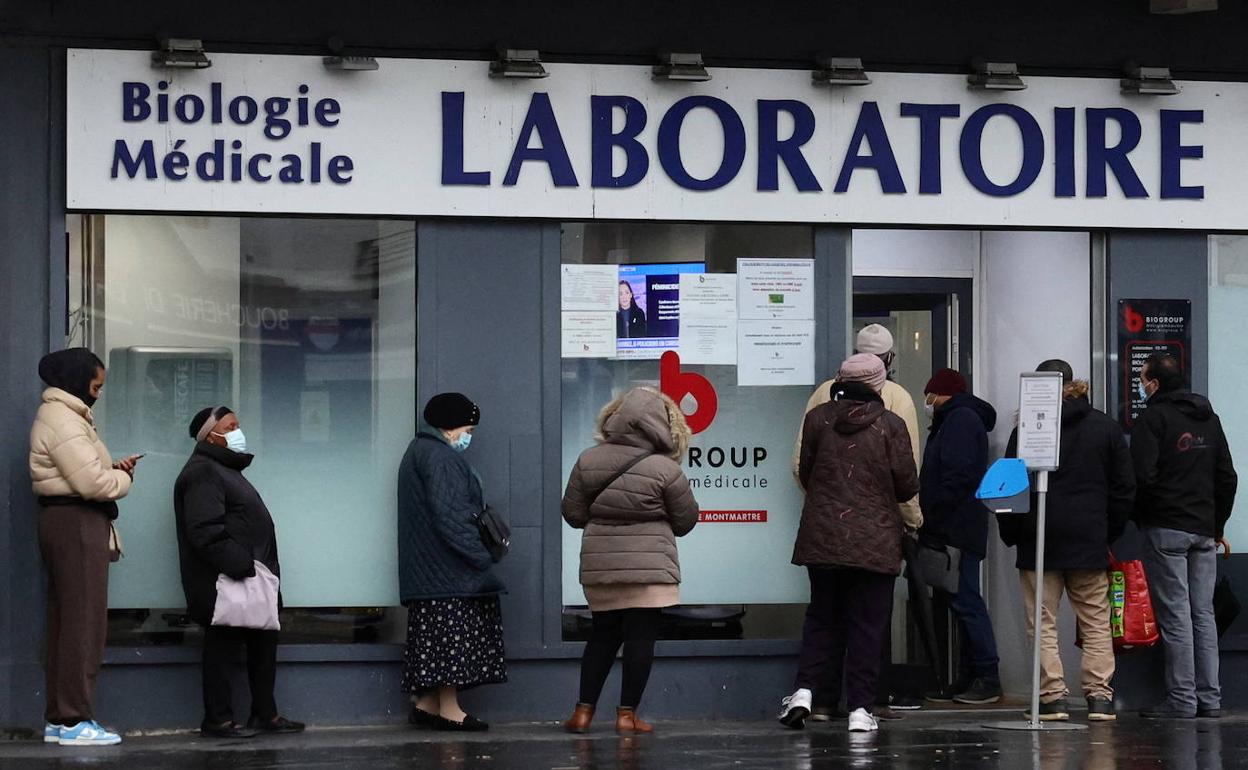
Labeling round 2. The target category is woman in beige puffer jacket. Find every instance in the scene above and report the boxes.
[29,348,138,745]
[561,386,699,734]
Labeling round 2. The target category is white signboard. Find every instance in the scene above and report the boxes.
[560,312,616,358]
[1017,371,1064,471]
[66,49,1248,230]
[678,273,737,318]
[737,259,815,320]
[560,264,619,312]
[737,320,816,386]
[679,319,738,365]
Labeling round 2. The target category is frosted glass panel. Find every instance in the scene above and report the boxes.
[1210,235,1248,544]
[82,215,415,612]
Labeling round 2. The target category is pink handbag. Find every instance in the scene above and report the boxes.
[211,561,281,631]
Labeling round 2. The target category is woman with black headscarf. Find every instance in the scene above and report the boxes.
[29,348,140,747]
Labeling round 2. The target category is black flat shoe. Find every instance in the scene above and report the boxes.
[433,714,490,732]
[409,706,439,727]
[200,721,259,739]
[246,715,306,734]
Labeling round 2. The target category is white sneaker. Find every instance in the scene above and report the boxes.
[779,688,813,729]
[58,720,121,746]
[847,708,879,732]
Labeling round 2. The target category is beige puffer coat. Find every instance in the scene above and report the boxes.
[562,388,699,587]
[29,388,131,502]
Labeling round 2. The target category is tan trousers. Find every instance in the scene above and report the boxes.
[1019,569,1115,702]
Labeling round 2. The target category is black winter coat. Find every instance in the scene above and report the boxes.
[919,393,997,558]
[1131,390,1238,538]
[1000,397,1136,570]
[174,442,281,627]
[397,433,503,602]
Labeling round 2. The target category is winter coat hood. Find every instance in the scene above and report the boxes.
[597,387,688,460]
[934,392,998,433]
[1151,390,1215,421]
[827,382,887,435]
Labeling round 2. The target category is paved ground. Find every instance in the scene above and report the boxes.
[0,710,1239,768]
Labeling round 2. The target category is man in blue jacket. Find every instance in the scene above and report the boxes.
[919,369,1001,705]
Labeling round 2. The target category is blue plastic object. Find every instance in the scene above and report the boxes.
[976,458,1031,514]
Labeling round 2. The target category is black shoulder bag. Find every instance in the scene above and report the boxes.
[476,504,511,563]
[590,451,654,507]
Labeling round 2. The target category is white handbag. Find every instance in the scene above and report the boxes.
[211,560,281,631]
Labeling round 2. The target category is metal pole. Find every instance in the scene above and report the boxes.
[1028,470,1049,729]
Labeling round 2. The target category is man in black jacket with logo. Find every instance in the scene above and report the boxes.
[1132,354,1238,720]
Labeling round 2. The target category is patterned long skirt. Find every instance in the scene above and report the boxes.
[401,596,507,693]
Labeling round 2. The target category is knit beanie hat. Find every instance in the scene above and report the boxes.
[423,392,481,430]
[855,324,894,356]
[838,353,887,393]
[924,368,967,397]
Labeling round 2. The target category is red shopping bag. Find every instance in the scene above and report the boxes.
[1109,551,1159,651]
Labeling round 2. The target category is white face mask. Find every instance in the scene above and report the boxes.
[215,428,248,454]
[924,398,937,418]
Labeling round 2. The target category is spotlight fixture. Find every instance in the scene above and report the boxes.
[653,52,711,82]
[324,56,379,71]
[812,57,870,86]
[1121,65,1180,95]
[151,38,211,69]
[489,49,549,79]
[967,61,1026,91]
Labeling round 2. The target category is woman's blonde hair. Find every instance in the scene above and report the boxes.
[594,386,692,461]
[1064,379,1090,400]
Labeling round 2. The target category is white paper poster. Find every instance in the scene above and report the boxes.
[1017,372,1065,471]
[561,264,619,312]
[737,259,815,320]
[679,319,738,365]
[678,273,737,318]
[561,312,616,358]
[737,320,816,386]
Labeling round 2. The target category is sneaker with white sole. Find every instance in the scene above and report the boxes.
[778,688,813,729]
[43,724,62,744]
[847,708,879,732]
[58,720,121,746]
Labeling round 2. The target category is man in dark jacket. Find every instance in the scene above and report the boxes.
[1132,354,1238,720]
[174,406,304,739]
[918,368,1001,705]
[1000,360,1136,722]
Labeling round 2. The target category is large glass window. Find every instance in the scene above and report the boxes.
[67,215,415,644]
[559,222,814,641]
[1210,235,1248,547]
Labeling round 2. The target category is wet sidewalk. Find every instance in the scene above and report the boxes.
[0,709,1239,768]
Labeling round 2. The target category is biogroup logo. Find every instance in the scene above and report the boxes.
[659,351,717,434]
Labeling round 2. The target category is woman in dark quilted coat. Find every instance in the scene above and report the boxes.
[397,392,505,732]
[561,387,699,735]
[779,354,919,734]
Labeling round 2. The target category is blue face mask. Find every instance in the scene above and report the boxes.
[451,432,472,452]
[215,428,248,454]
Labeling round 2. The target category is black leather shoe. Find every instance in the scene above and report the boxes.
[1197,707,1222,719]
[200,721,259,739]
[433,714,489,732]
[1140,703,1196,719]
[873,706,904,721]
[409,706,439,727]
[246,715,306,734]
[953,679,1003,705]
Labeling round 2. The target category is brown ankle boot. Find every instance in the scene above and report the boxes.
[615,707,653,734]
[564,703,595,733]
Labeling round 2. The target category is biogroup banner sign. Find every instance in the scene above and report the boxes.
[67,49,1247,228]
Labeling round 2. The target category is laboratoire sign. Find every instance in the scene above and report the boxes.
[67,49,1248,228]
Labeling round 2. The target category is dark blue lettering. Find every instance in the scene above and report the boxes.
[315,98,341,127]
[111,139,156,179]
[328,155,353,184]
[229,96,258,125]
[196,139,225,181]
[899,103,959,194]
[1086,108,1148,198]
[122,82,151,122]
[441,92,490,186]
[1054,108,1076,198]
[503,92,579,187]
[279,154,303,183]
[247,153,272,182]
[591,95,649,188]
[959,104,1044,197]
[310,142,322,183]
[174,95,204,123]
[263,97,292,139]
[834,102,905,194]
[162,140,189,180]
[757,100,821,192]
[1160,109,1204,200]
[657,96,746,191]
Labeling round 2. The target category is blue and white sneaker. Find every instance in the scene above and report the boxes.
[58,720,121,746]
[43,723,62,743]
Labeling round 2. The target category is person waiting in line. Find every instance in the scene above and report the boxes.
[1131,354,1238,720]
[919,368,1003,705]
[175,406,305,739]
[792,324,925,720]
[30,348,140,747]
[561,387,699,735]
[616,280,648,338]
[398,393,507,731]
[1000,360,1136,723]
[779,354,919,733]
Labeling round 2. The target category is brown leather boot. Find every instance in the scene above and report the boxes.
[615,707,653,734]
[564,703,595,734]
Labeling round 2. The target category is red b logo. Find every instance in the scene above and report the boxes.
[660,351,718,435]
[1124,304,1145,333]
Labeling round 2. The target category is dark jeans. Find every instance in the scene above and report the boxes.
[577,608,662,709]
[795,567,895,712]
[202,626,279,726]
[950,554,1000,685]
